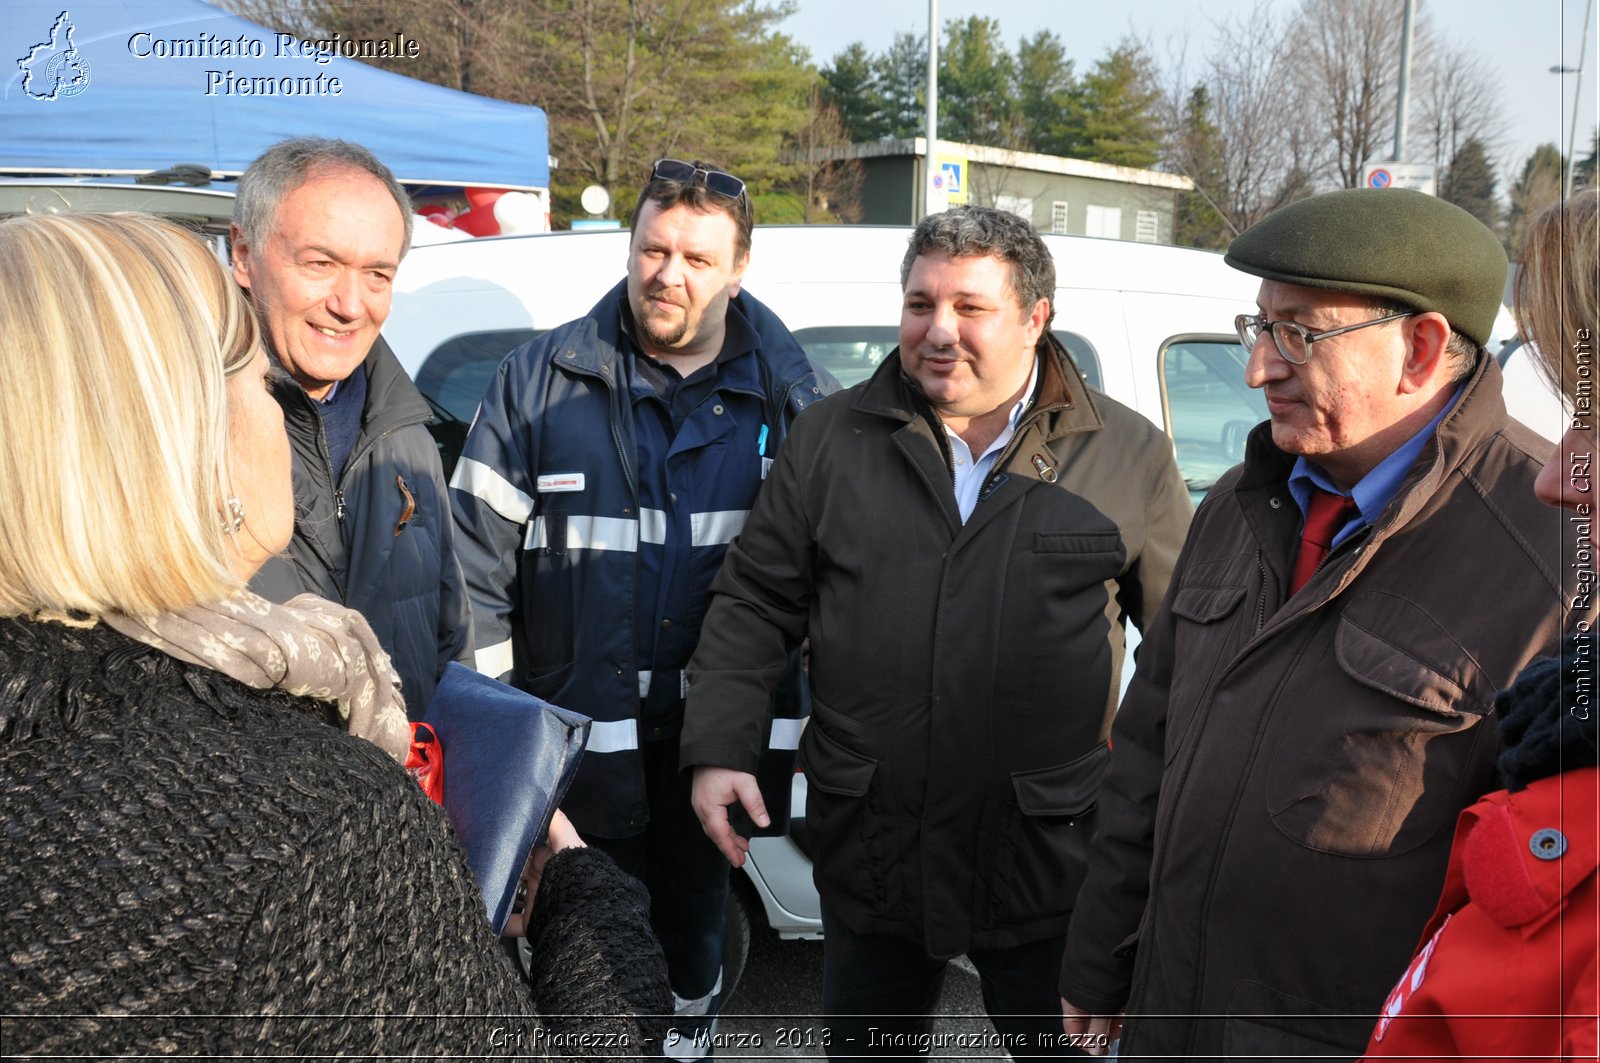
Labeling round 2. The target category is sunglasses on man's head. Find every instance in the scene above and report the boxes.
[651,159,747,201]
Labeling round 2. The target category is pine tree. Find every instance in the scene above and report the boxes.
[1440,136,1498,233]
[1170,85,1232,249]
[1057,41,1163,167]
[1507,144,1566,254]
[822,43,887,142]
[1014,31,1075,155]
[874,32,927,140]
[938,17,1017,146]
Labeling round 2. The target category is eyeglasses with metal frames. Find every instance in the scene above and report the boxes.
[650,158,747,202]
[1234,309,1418,365]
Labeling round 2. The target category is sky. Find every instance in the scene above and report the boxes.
[777,0,1600,187]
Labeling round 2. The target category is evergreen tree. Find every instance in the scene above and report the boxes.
[938,16,1017,146]
[1058,41,1164,167]
[1440,136,1498,232]
[874,32,928,140]
[822,42,888,142]
[1170,85,1232,250]
[1014,30,1076,155]
[1577,130,1598,193]
[1507,143,1566,254]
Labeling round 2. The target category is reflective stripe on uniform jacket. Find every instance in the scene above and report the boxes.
[450,281,835,838]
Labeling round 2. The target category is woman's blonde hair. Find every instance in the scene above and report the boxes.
[1515,188,1600,412]
[0,212,261,617]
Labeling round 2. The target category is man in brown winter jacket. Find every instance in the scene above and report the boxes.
[1060,189,1574,1060]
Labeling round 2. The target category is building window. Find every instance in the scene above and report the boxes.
[1085,204,1122,239]
[1050,201,1069,234]
[1136,210,1160,244]
[995,194,1035,222]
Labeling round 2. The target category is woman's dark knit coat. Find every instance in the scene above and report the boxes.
[0,615,669,1057]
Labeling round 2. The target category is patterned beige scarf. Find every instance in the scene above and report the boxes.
[104,591,412,763]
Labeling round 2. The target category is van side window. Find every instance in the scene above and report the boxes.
[416,328,538,473]
[1052,331,1102,392]
[418,329,538,425]
[792,327,897,388]
[793,326,1103,393]
[1158,336,1269,504]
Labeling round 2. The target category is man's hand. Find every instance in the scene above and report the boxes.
[501,809,585,938]
[691,766,769,868]
[1061,997,1123,1057]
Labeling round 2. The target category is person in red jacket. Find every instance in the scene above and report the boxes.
[1362,190,1599,1061]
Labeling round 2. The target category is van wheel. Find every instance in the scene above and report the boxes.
[721,886,752,1006]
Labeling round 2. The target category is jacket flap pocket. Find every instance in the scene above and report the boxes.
[1223,980,1374,1056]
[1336,616,1480,716]
[1010,743,1109,816]
[1170,584,1246,624]
[1034,531,1123,555]
[799,721,877,797]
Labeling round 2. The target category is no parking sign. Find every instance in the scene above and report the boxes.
[1360,162,1436,195]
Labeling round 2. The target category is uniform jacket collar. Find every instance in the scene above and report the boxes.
[562,278,819,395]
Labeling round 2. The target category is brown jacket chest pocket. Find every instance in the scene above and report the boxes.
[1163,584,1247,764]
[1265,600,1495,857]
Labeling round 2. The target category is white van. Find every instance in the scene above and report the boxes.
[386,225,1266,504]
[384,224,1262,993]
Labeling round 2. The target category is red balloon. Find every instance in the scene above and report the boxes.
[464,186,505,211]
[452,209,499,236]
[452,186,509,236]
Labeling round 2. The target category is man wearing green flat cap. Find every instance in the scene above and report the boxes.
[1059,189,1577,1060]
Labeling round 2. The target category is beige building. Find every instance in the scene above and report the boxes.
[839,138,1193,243]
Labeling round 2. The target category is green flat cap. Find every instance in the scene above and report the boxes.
[1225,188,1507,347]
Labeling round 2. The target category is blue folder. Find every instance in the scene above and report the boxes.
[422,662,590,935]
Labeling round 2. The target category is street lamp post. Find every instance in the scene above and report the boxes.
[1552,0,1596,198]
[924,0,939,219]
[1393,0,1416,161]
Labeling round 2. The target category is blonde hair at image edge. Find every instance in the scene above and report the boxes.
[0,212,260,618]
[1515,187,1600,409]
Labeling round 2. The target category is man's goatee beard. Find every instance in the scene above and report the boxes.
[639,300,689,350]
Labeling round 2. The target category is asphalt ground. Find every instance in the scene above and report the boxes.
[712,924,1010,1060]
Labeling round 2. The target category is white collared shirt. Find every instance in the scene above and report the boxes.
[944,356,1041,522]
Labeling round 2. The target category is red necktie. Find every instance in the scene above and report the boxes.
[1290,488,1359,595]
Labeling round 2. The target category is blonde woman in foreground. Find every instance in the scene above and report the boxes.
[0,212,667,1057]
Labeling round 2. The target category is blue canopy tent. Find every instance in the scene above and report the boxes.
[1,0,549,191]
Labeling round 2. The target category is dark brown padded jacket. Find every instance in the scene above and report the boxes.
[1061,355,1573,1060]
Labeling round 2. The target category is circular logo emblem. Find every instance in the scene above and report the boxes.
[44,50,91,98]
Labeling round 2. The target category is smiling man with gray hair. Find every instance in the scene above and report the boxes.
[232,136,472,717]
